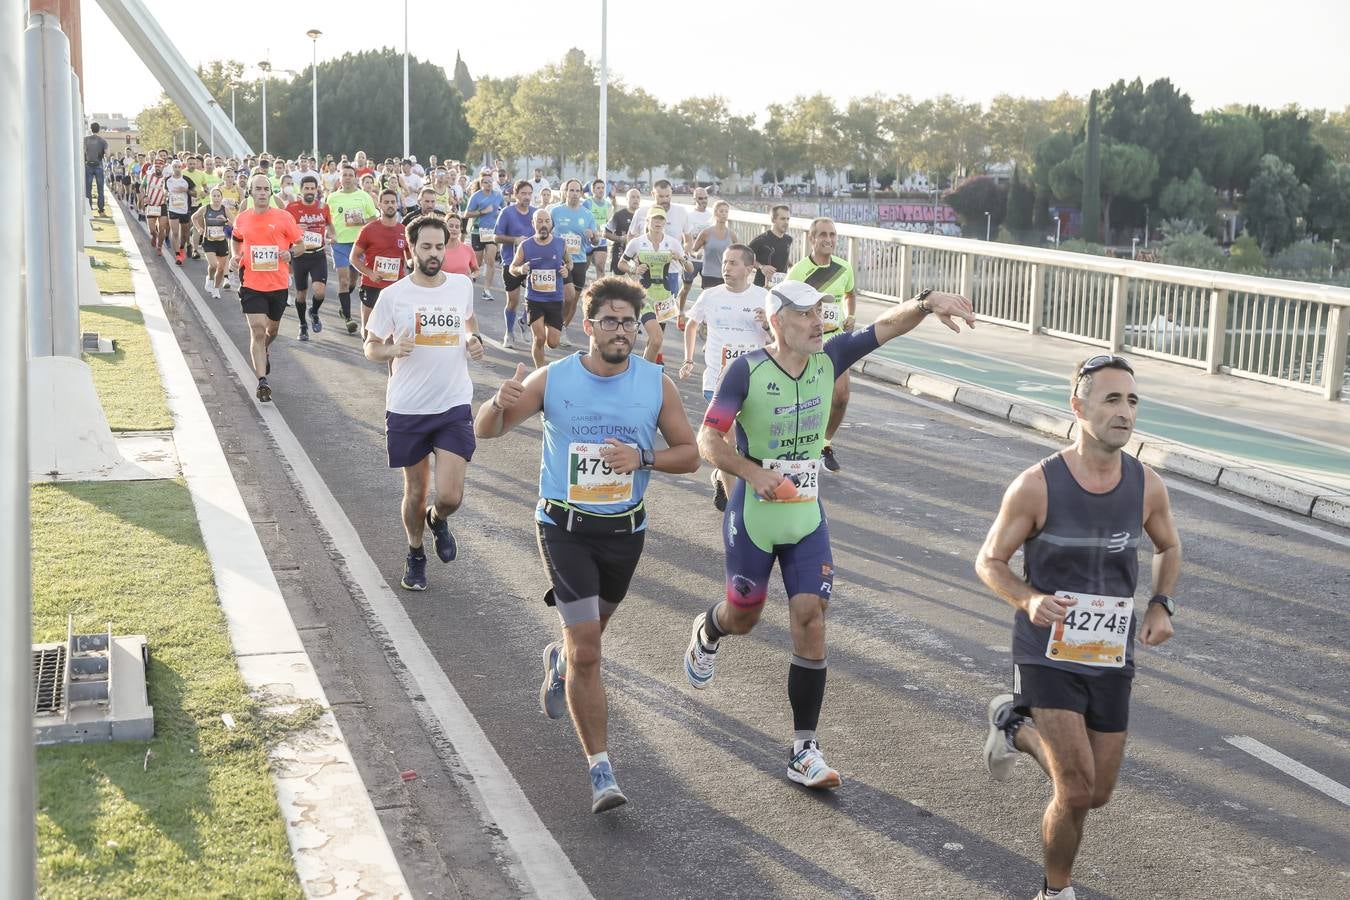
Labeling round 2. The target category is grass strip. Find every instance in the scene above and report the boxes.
[87,244,133,294]
[80,306,173,432]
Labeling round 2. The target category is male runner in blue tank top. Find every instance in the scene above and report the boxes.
[508,208,570,370]
[474,276,699,814]
[976,355,1182,900]
[689,280,975,790]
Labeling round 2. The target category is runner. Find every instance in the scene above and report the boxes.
[228,173,306,403]
[785,217,856,473]
[439,212,479,278]
[508,208,570,369]
[184,155,210,259]
[190,187,236,299]
[585,179,613,281]
[678,243,769,510]
[473,275,699,814]
[286,175,333,341]
[686,280,975,789]
[494,181,537,350]
[352,189,409,334]
[465,171,504,302]
[626,179,689,245]
[142,160,169,256]
[677,187,713,321]
[550,178,599,345]
[529,167,550,197]
[691,199,734,291]
[976,355,1181,900]
[164,159,194,265]
[749,204,792,288]
[402,188,441,227]
[618,207,691,364]
[605,189,641,275]
[326,164,380,334]
[364,215,484,591]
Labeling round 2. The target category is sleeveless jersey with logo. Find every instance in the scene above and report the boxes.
[521,236,567,303]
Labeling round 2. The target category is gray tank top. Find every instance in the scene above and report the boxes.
[701,225,733,275]
[1013,452,1144,677]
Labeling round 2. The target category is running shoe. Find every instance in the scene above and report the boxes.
[481,290,493,302]
[684,612,717,689]
[711,470,727,512]
[787,744,841,789]
[310,312,322,333]
[1034,888,1076,900]
[538,640,567,719]
[559,333,575,348]
[400,551,427,591]
[344,315,358,335]
[821,444,841,473]
[425,507,457,562]
[298,325,310,342]
[589,761,627,813]
[202,274,211,291]
[500,330,515,350]
[983,693,1022,782]
[175,250,184,266]
[210,285,221,300]
[255,380,272,403]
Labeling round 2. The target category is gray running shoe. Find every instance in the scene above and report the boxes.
[984,693,1022,781]
[539,641,567,719]
[589,761,627,813]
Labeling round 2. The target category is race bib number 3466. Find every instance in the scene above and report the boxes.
[1046,592,1133,668]
[567,443,634,504]
[414,306,464,346]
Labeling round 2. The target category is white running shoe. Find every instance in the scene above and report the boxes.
[210,285,221,300]
[202,274,211,291]
[983,693,1022,782]
[683,612,717,689]
[500,330,515,350]
[787,744,841,790]
[1034,887,1076,900]
[559,332,575,348]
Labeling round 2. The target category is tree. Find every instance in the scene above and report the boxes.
[1247,106,1331,186]
[135,94,187,152]
[1004,163,1034,233]
[1243,153,1311,251]
[1307,162,1350,242]
[670,96,731,182]
[607,86,666,182]
[1158,219,1224,270]
[1098,77,1202,192]
[1053,139,1158,243]
[781,94,844,187]
[1197,111,1263,196]
[1158,168,1218,232]
[839,95,891,197]
[984,93,1085,168]
[944,176,1007,235]
[452,51,475,102]
[512,49,597,173]
[882,94,919,191]
[910,94,987,187]
[465,76,522,162]
[1081,90,1101,243]
[755,103,804,187]
[1314,107,1350,166]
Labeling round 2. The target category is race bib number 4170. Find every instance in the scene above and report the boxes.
[1045,592,1133,668]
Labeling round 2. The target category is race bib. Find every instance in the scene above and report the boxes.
[652,295,679,323]
[563,232,583,257]
[205,225,225,241]
[763,458,820,502]
[567,442,634,504]
[144,205,162,217]
[1045,592,1133,668]
[770,272,786,286]
[343,208,365,226]
[479,228,496,244]
[302,230,324,250]
[720,342,759,367]
[168,194,189,214]
[374,255,401,281]
[530,268,557,293]
[414,305,464,346]
[821,301,842,330]
[251,244,279,272]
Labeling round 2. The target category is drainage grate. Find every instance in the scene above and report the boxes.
[33,644,67,715]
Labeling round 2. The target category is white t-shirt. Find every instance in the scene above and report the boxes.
[685,284,769,393]
[685,207,713,252]
[628,203,689,241]
[621,233,686,265]
[530,177,551,195]
[365,274,476,415]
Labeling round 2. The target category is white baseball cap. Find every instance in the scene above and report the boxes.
[764,280,826,316]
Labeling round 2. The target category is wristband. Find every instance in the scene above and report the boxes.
[914,288,934,314]
[490,395,504,412]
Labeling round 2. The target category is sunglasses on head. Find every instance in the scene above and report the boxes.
[1076,354,1134,382]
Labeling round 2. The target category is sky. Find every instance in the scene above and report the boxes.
[81,0,1350,122]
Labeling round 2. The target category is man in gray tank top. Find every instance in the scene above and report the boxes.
[974,355,1183,900]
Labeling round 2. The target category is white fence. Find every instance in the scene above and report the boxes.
[714,208,1350,401]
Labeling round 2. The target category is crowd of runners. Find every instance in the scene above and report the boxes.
[106,145,1184,900]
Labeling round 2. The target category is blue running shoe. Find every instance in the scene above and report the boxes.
[589,761,627,813]
[401,551,427,591]
[425,507,457,562]
[310,311,323,333]
[539,641,567,719]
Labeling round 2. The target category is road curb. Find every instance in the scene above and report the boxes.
[857,356,1348,529]
[112,203,412,898]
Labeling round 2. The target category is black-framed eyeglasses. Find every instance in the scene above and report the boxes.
[590,316,639,332]
[1075,354,1134,382]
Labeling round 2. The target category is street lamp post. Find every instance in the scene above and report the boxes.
[402,0,410,158]
[1144,204,1150,249]
[307,29,321,161]
[1132,236,1139,260]
[229,80,238,126]
[208,100,217,157]
[984,211,991,241]
[598,0,607,185]
[1332,239,1340,280]
[179,124,189,154]
[258,61,272,154]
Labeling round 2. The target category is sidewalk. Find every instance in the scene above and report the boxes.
[851,294,1350,524]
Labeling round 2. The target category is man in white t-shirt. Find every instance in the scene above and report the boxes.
[627,179,689,245]
[678,186,714,315]
[364,215,485,592]
[678,242,770,510]
[530,167,551,197]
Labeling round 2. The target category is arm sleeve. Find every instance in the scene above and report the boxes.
[824,325,881,377]
[702,356,750,434]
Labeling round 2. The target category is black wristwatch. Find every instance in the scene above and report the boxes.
[639,447,655,470]
[1148,594,1176,617]
[914,288,934,314]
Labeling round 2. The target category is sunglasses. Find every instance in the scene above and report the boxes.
[1076,354,1134,382]
[590,316,639,332]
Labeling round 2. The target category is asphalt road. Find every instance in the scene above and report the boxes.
[140,226,1350,900]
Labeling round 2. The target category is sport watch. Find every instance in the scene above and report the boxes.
[1148,594,1176,617]
[639,448,655,470]
[914,288,934,314]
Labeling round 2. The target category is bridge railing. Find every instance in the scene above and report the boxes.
[711,207,1350,400]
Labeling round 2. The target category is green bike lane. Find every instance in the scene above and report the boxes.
[872,336,1350,490]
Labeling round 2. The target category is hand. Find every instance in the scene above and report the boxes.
[521,261,532,274]
[753,308,767,328]
[281,250,292,263]
[1024,593,1076,627]
[636,263,649,276]
[678,361,695,380]
[495,362,529,409]
[585,229,596,241]
[843,315,856,331]
[745,466,785,501]
[228,256,239,273]
[1138,603,1175,647]
[761,265,776,280]
[598,438,640,474]
[391,328,416,359]
[927,291,978,333]
[466,334,484,361]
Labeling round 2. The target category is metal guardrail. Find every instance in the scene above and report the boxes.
[709,207,1350,401]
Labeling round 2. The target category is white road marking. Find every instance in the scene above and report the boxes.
[938,358,988,373]
[1223,735,1350,807]
[155,239,592,898]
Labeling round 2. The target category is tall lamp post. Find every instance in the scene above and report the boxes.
[984,210,992,241]
[306,29,322,161]
[228,80,238,126]
[179,124,189,154]
[598,0,608,185]
[208,100,217,156]
[258,60,272,154]
[402,0,409,158]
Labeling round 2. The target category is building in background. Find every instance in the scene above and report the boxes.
[86,112,137,154]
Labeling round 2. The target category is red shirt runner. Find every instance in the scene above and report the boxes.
[354,219,408,288]
[286,200,331,254]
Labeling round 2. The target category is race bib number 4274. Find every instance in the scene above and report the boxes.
[1045,592,1133,668]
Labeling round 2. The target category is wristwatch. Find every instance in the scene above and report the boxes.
[914,288,934,314]
[1148,594,1176,616]
[639,448,655,470]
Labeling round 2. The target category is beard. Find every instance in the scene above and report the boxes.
[597,338,631,364]
[417,258,442,276]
